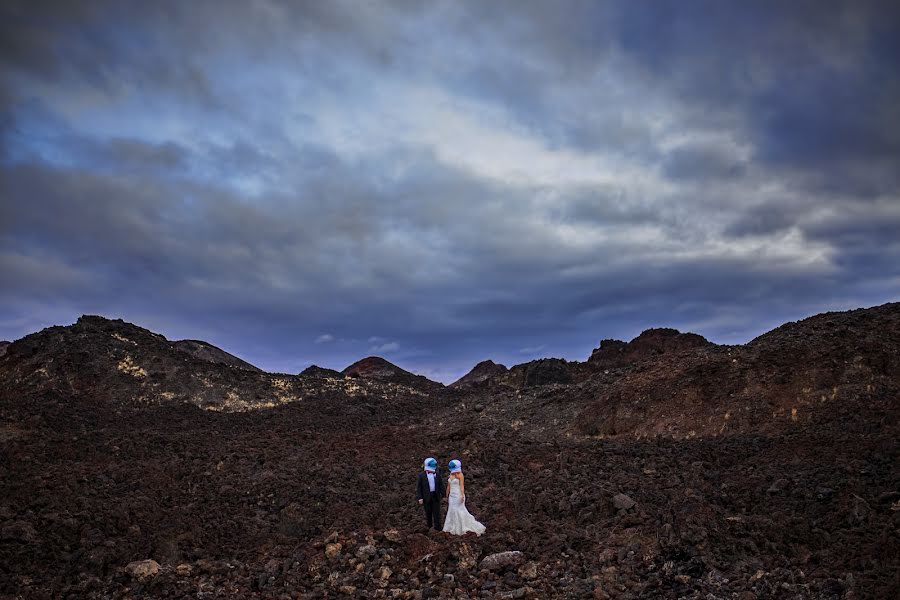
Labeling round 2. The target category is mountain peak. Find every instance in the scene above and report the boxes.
[450,359,508,388]
[342,356,442,391]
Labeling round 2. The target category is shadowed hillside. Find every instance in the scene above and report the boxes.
[172,339,262,372]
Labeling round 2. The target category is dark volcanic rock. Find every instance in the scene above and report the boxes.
[481,551,526,571]
[450,359,508,388]
[588,328,712,368]
[576,303,900,438]
[124,559,160,580]
[300,364,344,378]
[173,339,262,371]
[612,493,636,510]
[500,358,574,388]
[342,356,442,392]
[0,341,9,357]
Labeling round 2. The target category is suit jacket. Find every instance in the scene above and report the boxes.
[416,470,445,502]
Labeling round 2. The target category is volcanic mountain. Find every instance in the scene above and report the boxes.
[0,341,9,357]
[342,356,443,392]
[0,304,897,598]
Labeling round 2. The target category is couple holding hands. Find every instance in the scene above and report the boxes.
[415,457,486,536]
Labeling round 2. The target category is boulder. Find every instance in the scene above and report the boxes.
[125,559,160,580]
[612,493,636,510]
[480,551,526,571]
[325,543,342,558]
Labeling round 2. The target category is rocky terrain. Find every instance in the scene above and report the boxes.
[1,304,898,598]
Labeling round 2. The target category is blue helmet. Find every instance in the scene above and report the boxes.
[448,460,461,473]
[424,457,437,470]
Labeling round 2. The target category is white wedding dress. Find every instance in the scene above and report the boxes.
[442,477,486,536]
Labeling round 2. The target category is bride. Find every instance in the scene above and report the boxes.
[442,459,486,536]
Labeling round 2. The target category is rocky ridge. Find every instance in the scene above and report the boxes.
[172,339,262,372]
[588,328,712,369]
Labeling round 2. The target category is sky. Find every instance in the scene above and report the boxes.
[2,1,899,382]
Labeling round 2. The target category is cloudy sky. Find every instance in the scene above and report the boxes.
[2,1,899,382]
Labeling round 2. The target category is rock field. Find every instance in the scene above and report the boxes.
[1,305,898,598]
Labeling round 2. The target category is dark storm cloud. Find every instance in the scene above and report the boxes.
[2,0,899,381]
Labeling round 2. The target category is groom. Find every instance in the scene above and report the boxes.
[416,457,445,530]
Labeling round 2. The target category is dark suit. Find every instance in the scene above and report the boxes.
[416,470,445,529]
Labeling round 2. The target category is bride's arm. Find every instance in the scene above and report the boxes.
[459,474,465,502]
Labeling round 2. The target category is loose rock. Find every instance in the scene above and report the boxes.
[480,551,526,571]
[125,559,160,580]
[612,493,636,510]
[325,543,342,558]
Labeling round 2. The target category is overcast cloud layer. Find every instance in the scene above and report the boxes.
[2,0,899,382]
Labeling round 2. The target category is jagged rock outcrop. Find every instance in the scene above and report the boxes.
[173,339,262,371]
[498,358,574,388]
[0,341,9,357]
[300,364,344,378]
[449,359,507,388]
[588,328,712,369]
[342,356,442,392]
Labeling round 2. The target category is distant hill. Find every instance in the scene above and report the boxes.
[449,359,507,388]
[0,315,436,414]
[451,330,712,391]
[342,356,442,392]
[300,364,344,378]
[173,339,262,371]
